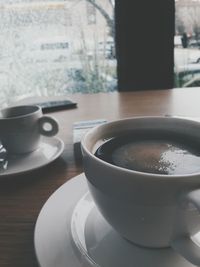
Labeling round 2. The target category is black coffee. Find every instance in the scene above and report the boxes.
[95,130,200,175]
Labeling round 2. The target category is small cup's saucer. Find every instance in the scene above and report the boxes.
[34,174,198,267]
[0,136,64,177]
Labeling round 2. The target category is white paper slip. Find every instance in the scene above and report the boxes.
[73,119,107,160]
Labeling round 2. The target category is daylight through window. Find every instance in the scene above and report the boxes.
[175,0,200,88]
[0,0,116,107]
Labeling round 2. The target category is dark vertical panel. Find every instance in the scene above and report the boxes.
[115,0,175,91]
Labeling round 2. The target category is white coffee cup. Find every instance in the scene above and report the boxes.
[81,116,200,266]
[0,105,58,154]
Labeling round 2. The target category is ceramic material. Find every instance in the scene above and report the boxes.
[0,105,58,154]
[81,117,200,266]
[0,136,64,177]
[34,173,197,267]
[71,191,198,267]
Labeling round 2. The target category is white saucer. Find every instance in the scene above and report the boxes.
[34,173,198,267]
[0,137,64,177]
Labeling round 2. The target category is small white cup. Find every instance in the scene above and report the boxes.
[0,105,58,154]
[82,116,200,266]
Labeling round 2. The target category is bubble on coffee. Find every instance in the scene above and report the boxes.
[95,132,200,175]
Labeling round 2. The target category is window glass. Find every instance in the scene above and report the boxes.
[0,0,116,107]
[175,0,200,88]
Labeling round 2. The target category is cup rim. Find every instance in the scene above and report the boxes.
[0,105,41,120]
[81,116,200,179]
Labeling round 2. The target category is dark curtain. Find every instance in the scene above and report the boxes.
[115,0,175,91]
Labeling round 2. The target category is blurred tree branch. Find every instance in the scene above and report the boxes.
[85,0,114,37]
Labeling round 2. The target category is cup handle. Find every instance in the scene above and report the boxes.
[38,116,59,137]
[171,189,200,266]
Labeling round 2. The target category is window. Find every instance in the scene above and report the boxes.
[175,0,200,88]
[0,0,116,107]
[41,42,69,50]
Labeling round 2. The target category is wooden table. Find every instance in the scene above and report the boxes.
[1,87,200,267]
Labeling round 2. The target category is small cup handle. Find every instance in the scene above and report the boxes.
[38,116,59,137]
[171,189,200,266]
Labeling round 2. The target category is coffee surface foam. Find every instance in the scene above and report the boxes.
[112,140,200,175]
[95,132,200,175]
